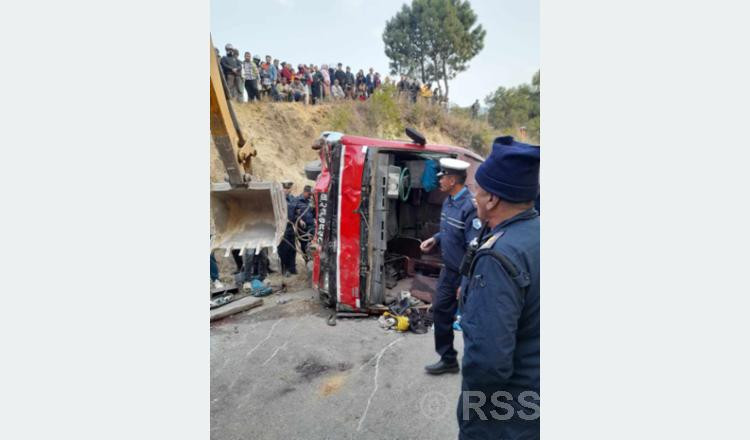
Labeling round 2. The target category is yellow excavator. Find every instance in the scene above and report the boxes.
[210,37,286,259]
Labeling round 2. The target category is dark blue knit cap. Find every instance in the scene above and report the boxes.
[475,136,540,202]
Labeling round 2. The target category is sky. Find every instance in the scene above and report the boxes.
[210,0,538,107]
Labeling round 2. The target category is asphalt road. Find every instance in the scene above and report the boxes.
[210,289,464,440]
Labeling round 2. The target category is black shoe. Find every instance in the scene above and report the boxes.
[425,359,459,375]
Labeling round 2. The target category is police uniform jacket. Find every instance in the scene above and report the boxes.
[284,194,297,237]
[458,208,540,439]
[432,187,479,272]
[294,195,314,230]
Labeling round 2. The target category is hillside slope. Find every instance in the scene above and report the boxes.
[210,93,499,187]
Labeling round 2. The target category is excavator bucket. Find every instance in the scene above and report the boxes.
[209,37,287,256]
[211,181,287,255]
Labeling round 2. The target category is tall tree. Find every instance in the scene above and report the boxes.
[382,0,484,100]
[383,3,431,82]
[422,0,485,99]
[383,5,418,78]
[485,70,540,141]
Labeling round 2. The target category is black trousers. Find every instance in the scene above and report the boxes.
[277,234,297,274]
[245,79,260,101]
[242,249,269,282]
[433,267,461,362]
[230,249,244,273]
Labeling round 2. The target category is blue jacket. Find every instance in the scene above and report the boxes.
[294,194,314,230]
[458,208,540,439]
[284,194,297,237]
[433,187,479,272]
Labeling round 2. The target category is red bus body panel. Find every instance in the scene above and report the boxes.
[313,134,483,312]
[336,144,367,310]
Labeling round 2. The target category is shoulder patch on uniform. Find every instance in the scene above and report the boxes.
[472,218,482,230]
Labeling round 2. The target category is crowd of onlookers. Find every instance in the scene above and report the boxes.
[217,43,448,107]
[218,43,383,104]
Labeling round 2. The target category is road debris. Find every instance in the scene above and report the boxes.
[210,296,263,322]
[210,294,234,309]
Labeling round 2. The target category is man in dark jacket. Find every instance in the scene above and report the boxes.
[277,181,298,276]
[220,44,243,101]
[397,75,406,96]
[365,67,375,96]
[408,79,419,103]
[420,158,479,375]
[294,185,314,261]
[334,63,347,94]
[457,136,540,440]
[311,66,323,105]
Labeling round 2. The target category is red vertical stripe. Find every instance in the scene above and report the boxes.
[337,145,366,310]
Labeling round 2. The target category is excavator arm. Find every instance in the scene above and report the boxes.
[209,38,254,182]
[210,37,286,255]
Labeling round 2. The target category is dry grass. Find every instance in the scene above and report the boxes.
[210,95,498,186]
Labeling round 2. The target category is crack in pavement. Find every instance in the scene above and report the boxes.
[233,320,304,412]
[226,318,284,391]
[260,320,302,366]
[356,337,403,433]
[214,322,262,374]
[244,318,283,359]
[262,341,289,366]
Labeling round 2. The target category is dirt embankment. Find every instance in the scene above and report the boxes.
[210,99,495,187]
[211,102,327,188]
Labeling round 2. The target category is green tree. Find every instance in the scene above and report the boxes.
[383,5,419,79]
[382,0,485,100]
[485,70,540,141]
[383,3,431,82]
[421,0,485,99]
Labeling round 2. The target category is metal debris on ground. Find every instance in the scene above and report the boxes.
[372,292,433,334]
[209,296,264,322]
[210,294,234,309]
[389,295,422,316]
[406,308,432,334]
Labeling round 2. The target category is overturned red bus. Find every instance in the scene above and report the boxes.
[306,130,484,313]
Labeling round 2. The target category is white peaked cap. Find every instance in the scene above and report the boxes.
[439,158,470,171]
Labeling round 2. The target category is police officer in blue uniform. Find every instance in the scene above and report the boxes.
[457,136,540,439]
[420,158,480,375]
[277,181,298,276]
[294,185,315,261]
